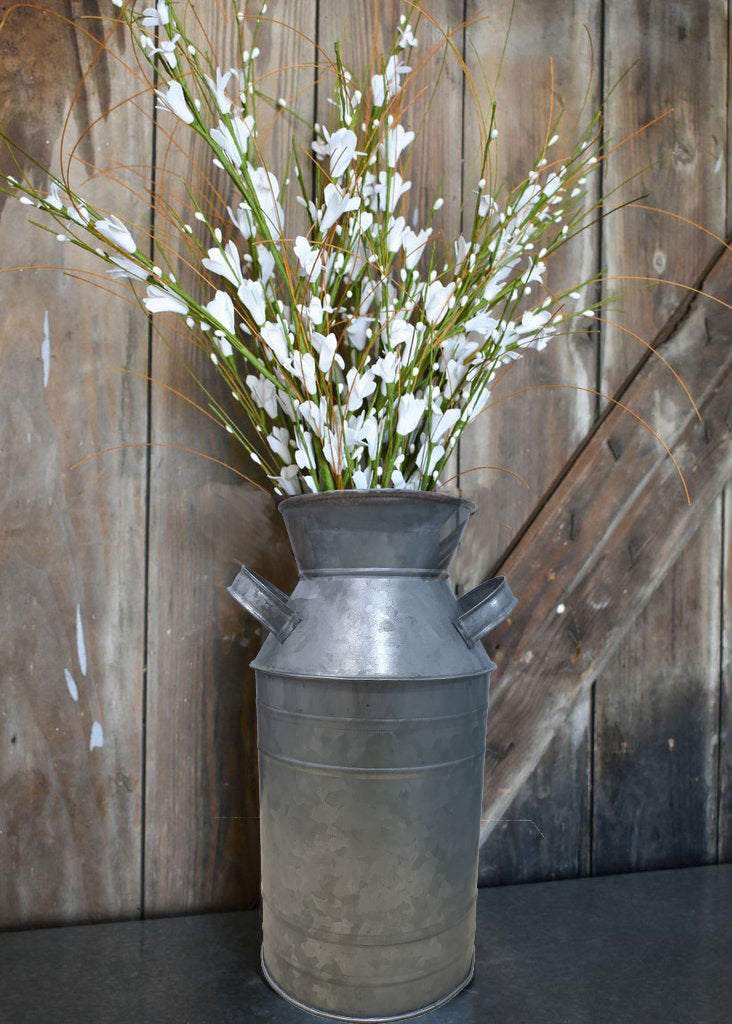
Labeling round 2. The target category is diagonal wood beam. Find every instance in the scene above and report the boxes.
[480,248,732,845]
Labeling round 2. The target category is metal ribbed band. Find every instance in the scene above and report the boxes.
[260,946,476,1023]
[259,747,484,777]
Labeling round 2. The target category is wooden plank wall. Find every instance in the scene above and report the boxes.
[0,0,729,927]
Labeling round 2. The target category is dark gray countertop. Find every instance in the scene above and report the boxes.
[1,866,730,1023]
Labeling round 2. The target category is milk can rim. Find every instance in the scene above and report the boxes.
[278,489,476,516]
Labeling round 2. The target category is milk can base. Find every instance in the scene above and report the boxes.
[260,945,476,1023]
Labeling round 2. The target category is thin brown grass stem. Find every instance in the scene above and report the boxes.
[479,383,691,505]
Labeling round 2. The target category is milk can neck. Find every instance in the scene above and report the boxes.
[278,490,475,578]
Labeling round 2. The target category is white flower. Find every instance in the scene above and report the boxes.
[66,202,90,226]
[156,81,194,124]
[362,414,380,459]
[478,192,498,218]
[401,226,431,270]
[205,290,235,338]
[345,316,372,351]
[107,254,149,281]
[416,441,445,478]
[143,284,187,315]
[141,0,169,27]
[328,127,358,178]
[373,171,411,212]
[454,235,469,269]
[246,374,278,418]
[383,317,413,350]
[542,172,563,199]
[396,394,426,436]
[424,280,455,324]
[397,23,418,49]
[45,182,63,209]
[381,123,414,167]
[463,311,498,337]
[266,426,291,461]
[384,55,411,98]
[516,308,552,334]
[430,408,460,443]
[150,35,180,69]
[204,67,235,115]
[299,398,328,436]
[371,74,386,107]
[293,235,323,280]
[386,214,406,253]
[228,202,255,240]
[442,333,479,364]
[300,295,332,325]
[248,164,285,237]
[293,351,318,394]
[345,367,376,412]
[237,279,267,326]
[463,386,491,421]
[95,214,137,254]
[310,331,337,373]
[256,245,275,287]
[372,351,399,385]
[524,260,546,285]
[211,115,255,165]
[320,428,345,474]
[294,429,317,470]
[202,240,243,288]
[272,464,302,496]
[352,467,373,489]
[320,183,361,234]
[260,321,291,364]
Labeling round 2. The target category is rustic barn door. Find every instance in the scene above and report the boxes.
[0,0,729,928]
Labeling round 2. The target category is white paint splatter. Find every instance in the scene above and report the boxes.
[713,152,723,175]
[90,721,104,751]
[41,310,51,388]
[64,669,79,702]
[76,604,87,676]
[556,603,566,614]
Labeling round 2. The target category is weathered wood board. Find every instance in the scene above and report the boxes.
[592,508,723,873]
[0,3,149,926]
[0,0,729,927]
[592,0,728,878]
[719,487,731,863]
[142,1,311,916]
[479,246,732,845]
[456,0,600,587]
[459,0,601,885]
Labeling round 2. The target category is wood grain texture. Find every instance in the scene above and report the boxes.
[142,1,310,917]
[593,0,728,877]
[455,0,600,886]
[479,694,591,886]
[0,3,148,926]
[719,487,731,862]
[455,0,600,589]
[593,509,723,873]
[601,0,727,397]
[478,245,732,846]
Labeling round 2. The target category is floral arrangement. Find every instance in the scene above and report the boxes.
[2,0,603,495]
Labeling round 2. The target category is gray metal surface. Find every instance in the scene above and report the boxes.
[2,867,731,1023]
[228,491,514,1021]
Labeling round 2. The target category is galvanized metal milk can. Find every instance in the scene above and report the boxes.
[228,490,515,1022]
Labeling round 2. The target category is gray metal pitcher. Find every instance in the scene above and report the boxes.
[228,490,515,1022]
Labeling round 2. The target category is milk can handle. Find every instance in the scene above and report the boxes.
[227,566,301,644]
[453,576,517,648]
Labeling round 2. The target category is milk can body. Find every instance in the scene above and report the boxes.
[229,491,516,1022]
